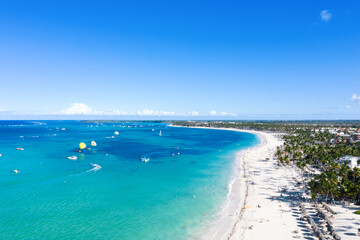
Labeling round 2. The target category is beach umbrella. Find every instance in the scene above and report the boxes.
[79,142,86,149]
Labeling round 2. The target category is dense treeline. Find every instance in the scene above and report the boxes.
[277,130,360,204]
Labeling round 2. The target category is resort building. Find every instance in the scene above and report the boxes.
[338,156,360,169]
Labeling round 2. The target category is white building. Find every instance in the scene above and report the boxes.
[338,156,360,169]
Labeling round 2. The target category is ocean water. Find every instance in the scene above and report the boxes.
[0,121,259,240]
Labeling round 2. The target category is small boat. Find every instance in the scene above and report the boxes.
[16,148,24,151]
[61,128,66,131]
[159,130,162,136]
[141,157,150,163]
[75,150,81,153]
[67,156,78,160]
[13,169,19,174]
[0,153,2,157]
[89,163,102,171]
[114,131,119,135]
[91,141,97,146]
[85,147,91,150]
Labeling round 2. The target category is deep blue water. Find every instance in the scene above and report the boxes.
[0,121,259,239]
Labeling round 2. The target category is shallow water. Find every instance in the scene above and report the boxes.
[0,121,259,239]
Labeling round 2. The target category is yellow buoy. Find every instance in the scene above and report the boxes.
[79,142,86,149]
[91,141,97,146]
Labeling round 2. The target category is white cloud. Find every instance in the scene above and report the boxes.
[320,10,332,22]
[60,103,100,115]
[208,110,236,117]
[346,105,352,109]
[103,109,131,116]
[209,110,217,116]
[56,103,236,117]
[351,93,360,104]
[136,109,179,116]
[219,112,237,116]
[188,111,199,116]
[58,104,187,116]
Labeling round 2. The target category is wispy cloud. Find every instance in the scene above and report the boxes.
[209,110,237,117]
[320,10,332,22]
[135,109,178,116]
[0,103,238,118]
[351,93,360,104]
[346,105,352,109]
[188,111,199,116]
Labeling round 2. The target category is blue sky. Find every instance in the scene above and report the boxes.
[0,0,359,119]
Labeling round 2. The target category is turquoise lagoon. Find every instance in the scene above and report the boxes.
[0,121,259,239]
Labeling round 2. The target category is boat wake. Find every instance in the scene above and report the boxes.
[87,163,102,172]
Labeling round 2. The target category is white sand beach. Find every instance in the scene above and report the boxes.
[173,126,360,240]
[183,127,307,240]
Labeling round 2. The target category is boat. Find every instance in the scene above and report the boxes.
[67,156,78,160]
[89,163,102,171]
[159,130,162,136]
[16,148,24,151]
[114,131,119,135]
[75,150,81,153]
[141,157,150,163]
[61,128,66,131]
[12,169,19,174]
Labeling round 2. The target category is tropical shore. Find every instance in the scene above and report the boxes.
[179,127,306,240]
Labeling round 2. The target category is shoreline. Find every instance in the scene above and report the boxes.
[201,127,267,240]
[171,125,304,240]
[177,126,272,240]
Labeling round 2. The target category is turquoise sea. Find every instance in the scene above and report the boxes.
[0,121,259,240]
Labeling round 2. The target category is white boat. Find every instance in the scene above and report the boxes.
[13,169,19,174]
[141,157,150,163]
[159,130,162,136]
[16,148,24,151]
[61,128,66,131]
[67,156,78,160]
[114,131,119,135]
